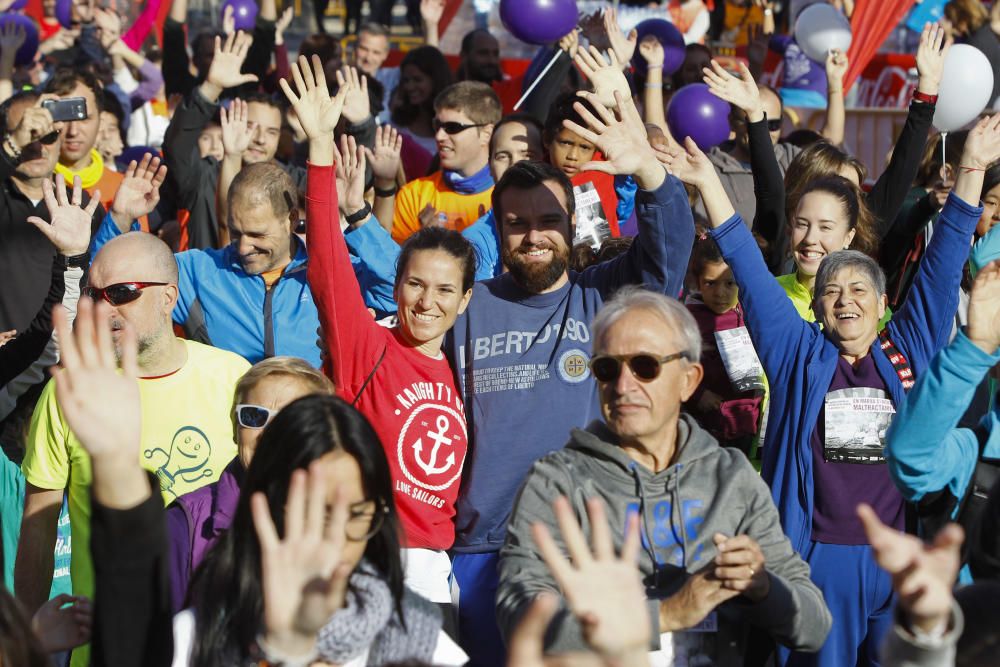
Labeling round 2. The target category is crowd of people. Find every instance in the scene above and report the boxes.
[0,0,999,665]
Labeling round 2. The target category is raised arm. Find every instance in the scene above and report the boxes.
[163,0,195,97]
[421,0,444,48]
[820,49,847,146]
[868,23,949,236]
[887,261,1000,508]
[563,90,693,297]
[0,22,25,106]
[366,124,404,234]
[639,36,668,136]
[216,98,251,245]
[280,55,384,393]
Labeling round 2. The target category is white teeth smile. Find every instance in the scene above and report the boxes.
[800,251,823,259]
[413,312,437,322]
[525,249,550,256]
[836,313,859,319]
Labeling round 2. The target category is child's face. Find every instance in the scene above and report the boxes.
[698,261,739,315]
[977,182,1000,238]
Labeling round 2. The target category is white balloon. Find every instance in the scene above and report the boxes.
[794,4,852,63]
[933,44,995,132]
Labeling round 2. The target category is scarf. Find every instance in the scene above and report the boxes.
[442,162,493,195]
[54,149,104,190]
[315,561,442,666]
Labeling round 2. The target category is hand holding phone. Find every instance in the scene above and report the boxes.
[42,97,88,123]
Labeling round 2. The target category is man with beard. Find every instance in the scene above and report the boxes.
[456,29,502,85]
[16,194,248,667]
[445,91,694,667]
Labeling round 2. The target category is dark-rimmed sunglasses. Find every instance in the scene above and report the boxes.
[82,282,166,307]
[38,130,60,145]
[589,352,687,383]
[766,118,782,132]
[235,404,275,429]
[433,119,486,135]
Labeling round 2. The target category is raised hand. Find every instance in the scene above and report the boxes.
[417,203,442,229]
[858,504,962,633]
[32,594,92,653]
[915,22,951,96]
[365,124,403,186]
[825,49,848,92]
[960,114,1000,171]
[336,66,370,125]
[558,28,580,60]
[110,153,168,224]
[39,28,78,55]
[52,298,140,461]
[574,45,630,109]
[658,137,717,190]
[222,4,236,35]
[0,20,26,60]
[703,60,763,121]
[562,90,663,189]
[420,0,445,26]
[280,55,350,144]
[202,31,259,101]
[602,7,637,66]
[336,134,367,216]
[27,175,98,256]
[532,497,649,660]
[253,464,353,658]
[966,259,1000,354]
[220,98,252,159]
[505,594,607,667]
[93,7,122,50]
[638,35,664,68]
[275,6,293,46]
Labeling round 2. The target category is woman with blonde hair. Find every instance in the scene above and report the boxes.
[165,356,335,611]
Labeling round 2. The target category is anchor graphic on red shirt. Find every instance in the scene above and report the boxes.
[411,415,456,476]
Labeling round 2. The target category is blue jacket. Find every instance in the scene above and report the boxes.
[90,213,399,365]
[710,193,982,555]
[461,209,501,281]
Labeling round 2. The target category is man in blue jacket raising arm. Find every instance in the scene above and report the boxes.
[446,89,694,666]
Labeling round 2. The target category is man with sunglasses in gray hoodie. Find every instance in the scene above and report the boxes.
[498,287,831,664]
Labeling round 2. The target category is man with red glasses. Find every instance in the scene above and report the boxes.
[16,202,249,667]
[390,81,501,244]
[497,286,831,664]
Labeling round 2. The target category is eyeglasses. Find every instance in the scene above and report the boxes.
[433,119,486,135]
[766,118,782,132]
[82,282,167,306]
[235,404,276,429]
[344,499,389,542]
[38,130,60,145]
[589,352,687,383]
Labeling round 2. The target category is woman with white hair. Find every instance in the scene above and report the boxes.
[660,114,1000,667]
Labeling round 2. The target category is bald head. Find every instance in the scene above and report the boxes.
[92,232,178,286]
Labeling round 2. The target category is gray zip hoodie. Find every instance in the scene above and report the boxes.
[497,415,831,661]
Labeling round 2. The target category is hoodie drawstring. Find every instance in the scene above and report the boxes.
[670,464,687,568]
[628,461,660,582]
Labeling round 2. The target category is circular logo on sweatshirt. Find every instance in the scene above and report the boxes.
[558,349,591,384]
[397,403,468,492]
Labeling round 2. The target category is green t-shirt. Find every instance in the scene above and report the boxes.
[777,272,893,329]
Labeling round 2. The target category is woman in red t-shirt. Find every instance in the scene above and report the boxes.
[281,55,475,609]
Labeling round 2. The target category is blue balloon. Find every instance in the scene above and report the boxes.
[631,19,686,76]
[666,83,731,151]
[499,0,578,46]
[222,0,258,32]
[0,14,38,67]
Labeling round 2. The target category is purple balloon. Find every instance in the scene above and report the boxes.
[499,0,578,46]
[55,0,72,28]
[666,83,731,151]
[222,0,258,31]
[631,19,686,76]
[0,14,38,67]
[8,0,27,10]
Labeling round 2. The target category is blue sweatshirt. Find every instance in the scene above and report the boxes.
[446,174,694,553]
[709,192,982,556]
[461,209,502,281]
[90,213,399,364]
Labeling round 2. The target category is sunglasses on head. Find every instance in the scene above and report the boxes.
[433,119,486,135]
[235,404,276,429]
[589,352,687,383]
[766,118,782,132]
[82,282,166,307]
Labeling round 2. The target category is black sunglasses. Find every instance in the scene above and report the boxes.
[235,403,275,429]
[38,130,60,145]
[589,352,687,383]
[83,282,166,306]
[766,118,782,132]
[433,119,486,135]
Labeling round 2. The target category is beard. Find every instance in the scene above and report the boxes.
[502,242,570,294]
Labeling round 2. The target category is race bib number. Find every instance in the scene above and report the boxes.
[650,613,719,667]
[823,387,895,464]
[714,326,765,393]
[572,181,612,249]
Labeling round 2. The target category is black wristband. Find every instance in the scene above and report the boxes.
[56,252,90,269]
[345,201,372,225]
[374,184,398,198]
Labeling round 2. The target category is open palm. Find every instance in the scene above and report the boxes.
[967,259,1000,353]
[563,91,652,177]
[280,55,350,141]
[703,60,761,117]
[27,175,98,256]
[110,153,168,223]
